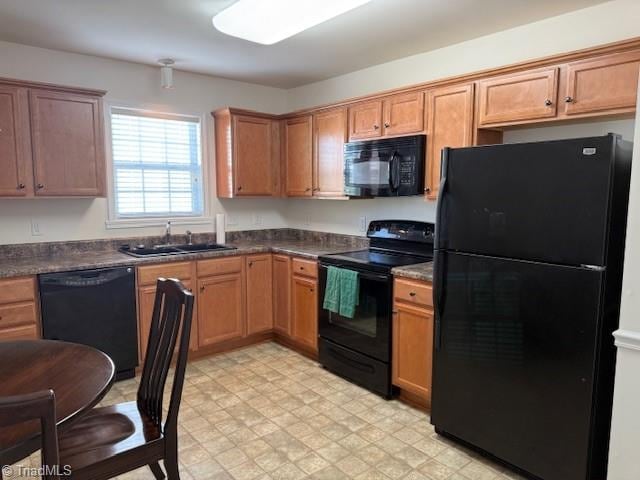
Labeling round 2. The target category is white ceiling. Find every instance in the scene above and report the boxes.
[0,0,609,88]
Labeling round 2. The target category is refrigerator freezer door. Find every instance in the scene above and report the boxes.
[432,251,603,480]
[436,135,616,266]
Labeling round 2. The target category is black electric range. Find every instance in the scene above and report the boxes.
[318,220,434,397]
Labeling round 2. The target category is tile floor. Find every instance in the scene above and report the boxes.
[13,342,526,480]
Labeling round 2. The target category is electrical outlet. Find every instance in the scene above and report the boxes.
[31,219,43,236]
[359,216,367,233]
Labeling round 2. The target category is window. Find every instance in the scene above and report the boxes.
[110,108,204,219]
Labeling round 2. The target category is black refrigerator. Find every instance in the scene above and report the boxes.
[431,134,632,480]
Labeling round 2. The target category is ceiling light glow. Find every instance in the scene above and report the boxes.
[212,0,373,45]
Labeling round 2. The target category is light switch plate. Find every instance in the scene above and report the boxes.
[31,219,43,236]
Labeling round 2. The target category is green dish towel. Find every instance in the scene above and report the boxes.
[338,268,359,319]
[322,266,341,313]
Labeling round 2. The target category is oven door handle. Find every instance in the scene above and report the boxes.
[319,264,389,282]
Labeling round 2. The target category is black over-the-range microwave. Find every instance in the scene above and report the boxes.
[343,134,425,197]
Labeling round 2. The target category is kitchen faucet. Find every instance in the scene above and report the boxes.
[165,221,171,245]
[186,230,193,245]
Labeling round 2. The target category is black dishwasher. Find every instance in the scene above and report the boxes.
[39,266,138,380]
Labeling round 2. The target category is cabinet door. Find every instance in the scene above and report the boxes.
[477,68,558,126]
[138,280,197,361]
[348,100,383,140]
[383,92,425,136]
[273,254,291,336]
[29,89,105,196]
[425,84,474,200]
[233,115,275,196]
[313,108,347,197]
[246,254,273,335]
[564,50,640,116]
[0,85,32,197]
[285,116,313,197]
[197,272,244,346]
[291,274,318,351]
[392,302,433,400]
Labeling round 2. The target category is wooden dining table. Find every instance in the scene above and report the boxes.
[0,340,115,466]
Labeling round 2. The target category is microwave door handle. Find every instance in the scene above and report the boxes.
[389,151,399,191]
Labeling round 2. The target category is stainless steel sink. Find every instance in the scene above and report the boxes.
[119,243,236,257]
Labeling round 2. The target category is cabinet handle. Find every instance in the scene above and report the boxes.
[299,266,304,270]
[18,183,26,189]
[424,187,431,194]
[310,288,314,292]
[392,310,398,315]
[36,184,44,189]
[373,124,380,130]
[565,96,574,103]
[409,291,417,297]
[384,122,390,128]
[312,188,319,192]
[305,188,311,192]
[200,285,205,292]
[237,186,242,191]
[249,261,253,267]
[544,99,553,106]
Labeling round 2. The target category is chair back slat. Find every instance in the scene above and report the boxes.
[137,278,194,431]
[0,390,60,479]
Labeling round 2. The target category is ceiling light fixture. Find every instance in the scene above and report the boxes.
[159,58,175,89]
[212,0,373,45]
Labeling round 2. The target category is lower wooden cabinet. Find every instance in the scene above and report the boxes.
[273,254,291,335]
[392,278,434,404]
[291,273,318,352]
[198,270,244,347]
[0,276,39,340]
[246,254,273,335]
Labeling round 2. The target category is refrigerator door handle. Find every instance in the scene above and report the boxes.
[433,251,447,351]
[435,148,450,249]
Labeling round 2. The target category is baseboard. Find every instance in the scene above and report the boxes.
[273,333,319,361]
[188,331,275,360]
[397,389,431,412]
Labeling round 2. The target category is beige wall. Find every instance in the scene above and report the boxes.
[0,40,290,244]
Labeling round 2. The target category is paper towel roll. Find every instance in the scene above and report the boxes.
[216,213,226,244]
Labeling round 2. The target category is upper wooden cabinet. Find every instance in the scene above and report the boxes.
[348,100,383,140]
[313,108,347,197]
[425,84,474,200]
[348,92,425,141]
[214,109,280,198]
[0,85,32,197]
[246,254,273,335]
[563,51,640,116]
[477,68,559,127]
[30,90,105,196]
[383,92,425,137]
[284,115,313,197]
[0,79,106,198]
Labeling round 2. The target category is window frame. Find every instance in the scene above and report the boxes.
[105,103,212,229]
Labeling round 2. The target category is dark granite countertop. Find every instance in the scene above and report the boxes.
[0,233,368,279]
[391,261,434,282]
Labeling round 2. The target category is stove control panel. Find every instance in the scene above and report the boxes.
[367,220,435,243]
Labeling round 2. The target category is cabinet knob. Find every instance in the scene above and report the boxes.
[18,183,26,189]
[36,184,44,189]
[544,99,553,106]
[310,288,314,292]
[409,291,416,297]
[384,122,390,128]
[392,310,398,315]
[200,285,205,292]
[249,261,253,267]
[373,124,380,130]
[305,187,311,192]
[424,187,431,194]
[565,96,574,103]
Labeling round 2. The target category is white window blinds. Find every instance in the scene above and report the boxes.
[111,108,203,218]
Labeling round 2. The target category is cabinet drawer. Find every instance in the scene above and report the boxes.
[0,324,39,341]
[197,256,243,277]
[394,278,433,308]
[0,302,38,329]
[137,262,192,286]
[0,277,36,304]
[292,258,318,278]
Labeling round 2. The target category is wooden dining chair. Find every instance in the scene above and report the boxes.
[0,390,60,480]
[57,278,194,480]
